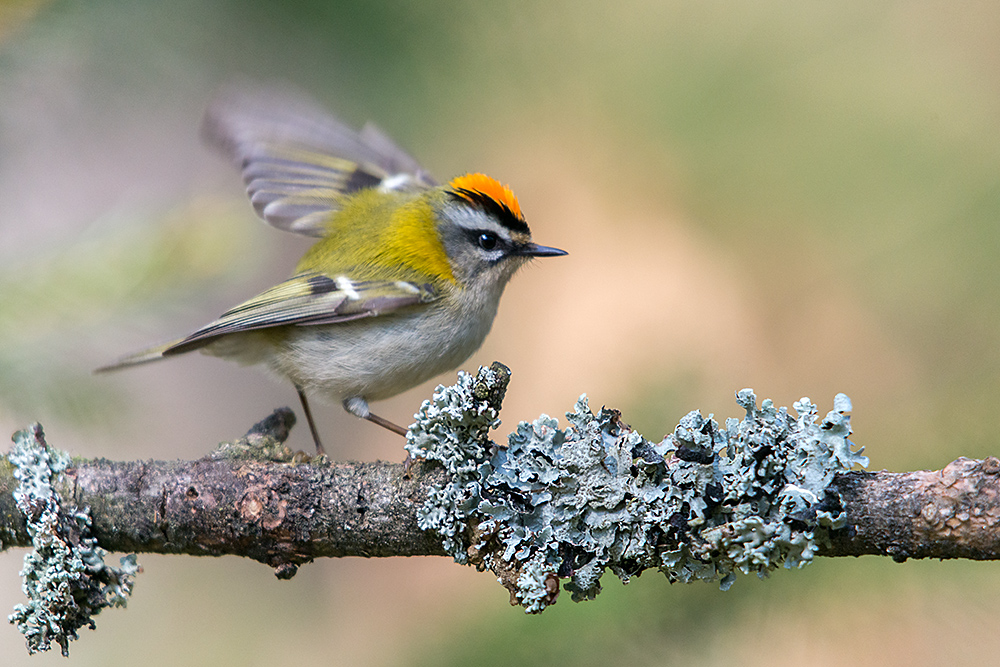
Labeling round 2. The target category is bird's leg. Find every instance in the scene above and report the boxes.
[343,396,408,437]
[296,385,326,456]
[365,412,408,436]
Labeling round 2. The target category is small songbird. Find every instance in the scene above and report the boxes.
[98,87,566,455]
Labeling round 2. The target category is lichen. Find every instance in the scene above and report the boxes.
[405,363,509,562]
[409,369,868,613]
[7,423,140,656]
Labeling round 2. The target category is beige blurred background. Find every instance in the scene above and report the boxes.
[2,1,1000,665]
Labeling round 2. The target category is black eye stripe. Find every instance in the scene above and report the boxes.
[448,188,531,235]
[463,228,507,255]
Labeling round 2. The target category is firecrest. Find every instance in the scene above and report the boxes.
[98,87,566,455]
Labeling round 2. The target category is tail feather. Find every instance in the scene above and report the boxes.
[94,341,182,373]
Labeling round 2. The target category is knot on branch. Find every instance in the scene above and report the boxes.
[6,424,139,656]
[408,371,868,613]
[209,407,307,462]
[910,456,1000,553]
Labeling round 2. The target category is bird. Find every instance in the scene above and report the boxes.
[97,86,566,455]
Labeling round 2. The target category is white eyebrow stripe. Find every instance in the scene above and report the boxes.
[449,206,514,240]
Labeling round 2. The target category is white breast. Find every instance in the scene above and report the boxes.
[269,289,501,403]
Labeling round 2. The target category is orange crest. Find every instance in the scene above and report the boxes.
[448,173,523,220]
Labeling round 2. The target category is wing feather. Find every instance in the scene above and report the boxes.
[161,274,439,356]
[203,85,438,237]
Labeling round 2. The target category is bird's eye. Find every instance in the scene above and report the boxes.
[477,232,499,251]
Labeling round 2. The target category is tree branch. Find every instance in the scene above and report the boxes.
[0,410,449,571]
[825,457,1000,561]
[4,449,999,565]
[3,363,999,654]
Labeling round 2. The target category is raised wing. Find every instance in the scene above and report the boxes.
[203,85,438,237]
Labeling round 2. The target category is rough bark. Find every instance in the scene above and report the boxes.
[824,456,1000,562]
[4,449,1000,569]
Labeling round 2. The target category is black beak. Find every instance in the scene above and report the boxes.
[516,243,568,258]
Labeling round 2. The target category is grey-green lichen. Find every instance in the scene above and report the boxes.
[408,368,868,613]
[7,423,139,656]
[405,363,509,561]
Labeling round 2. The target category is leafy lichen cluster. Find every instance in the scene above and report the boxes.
[660,390,867,589]
[405,362,510,560]
[7,424,139,656]
[407,367,868,613]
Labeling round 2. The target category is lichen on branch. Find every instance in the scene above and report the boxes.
[407,366,868,612]
[4,363,999,651]
[6,424,139,656]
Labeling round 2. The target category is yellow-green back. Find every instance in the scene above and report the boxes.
[294,189,456,285]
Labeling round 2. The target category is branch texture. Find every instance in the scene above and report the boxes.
[3,447,1000,565]
[3,366,1000,653]
[1,410,449,576]
[826,457,1000,561]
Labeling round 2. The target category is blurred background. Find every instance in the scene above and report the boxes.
[2,0,999,664]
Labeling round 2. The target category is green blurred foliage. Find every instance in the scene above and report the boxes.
[419,556,1000,667]
[0,200,256,426]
